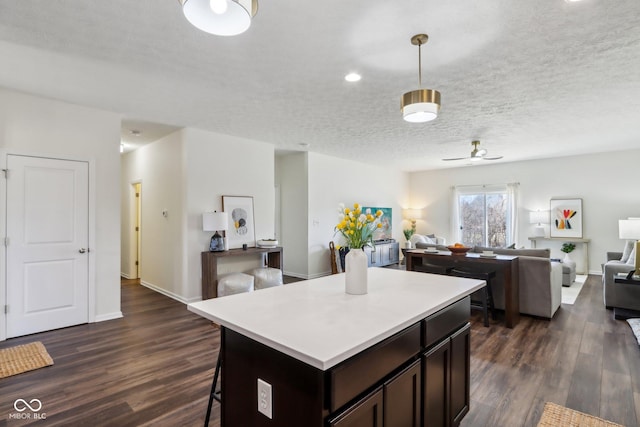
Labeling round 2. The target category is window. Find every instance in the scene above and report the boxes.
[452,184,518,247]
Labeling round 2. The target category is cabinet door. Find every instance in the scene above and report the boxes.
[450,324,470,426]
[329,388,383,427]
[389,242,399,263]
[384,359,421,427]
[423,338,450,427]
[364,246,381,267]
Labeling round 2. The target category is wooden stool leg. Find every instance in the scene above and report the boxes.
[482,288,489,327]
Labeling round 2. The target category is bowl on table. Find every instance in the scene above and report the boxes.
[447,245,471,255]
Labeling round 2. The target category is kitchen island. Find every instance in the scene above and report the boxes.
[188,267,484,427]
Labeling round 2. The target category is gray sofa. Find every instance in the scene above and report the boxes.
[414,243,562,318]
[602,240,637,309]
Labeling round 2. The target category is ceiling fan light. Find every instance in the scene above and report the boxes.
[180,0,257,36]
[470,155,483,162]
[401,89,441,123]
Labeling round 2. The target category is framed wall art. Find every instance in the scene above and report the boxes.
[222,195,256,249]
[550,198,583,238]
[362,206,392,241]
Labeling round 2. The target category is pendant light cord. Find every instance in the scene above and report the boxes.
[418,41,423,87]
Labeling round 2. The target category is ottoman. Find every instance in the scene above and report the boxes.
[562,260,576,287]
[218,272,254,297]
[249,267,283,290]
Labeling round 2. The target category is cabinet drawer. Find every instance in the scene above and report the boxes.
[423,296,470,349]
[329,323,421,412]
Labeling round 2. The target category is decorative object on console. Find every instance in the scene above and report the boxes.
[550,198,583,238]
[401,34,441,123]
[403,208,421,235]
[619,218,640,273]
[203,211,228,252]
[222,195,256,249]
[529,210,549,237]
[335,203,384,295]
[561,242,576,262]
[447,243,472,255]
[179,0,258,36]
[403,229,415,248]
[257,239,278,248]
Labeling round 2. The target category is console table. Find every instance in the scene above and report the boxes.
[201,247,283,299]
[405,250,520,328]
[188,268,483,427]
[528,237,590,274]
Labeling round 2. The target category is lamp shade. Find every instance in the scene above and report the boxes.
[401,89,441,123]
[403,209,422,220]
[529,211,549,225]
[180,0,258,36]
[619,219,640,239]
[203,212,228,232]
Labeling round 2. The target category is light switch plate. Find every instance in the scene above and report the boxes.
[257,378,272,419]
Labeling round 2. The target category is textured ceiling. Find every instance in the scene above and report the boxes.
[0,1,638,171]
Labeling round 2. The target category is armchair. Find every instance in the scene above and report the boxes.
[602,241,637,309]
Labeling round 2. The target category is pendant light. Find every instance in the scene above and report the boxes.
[401,34,441,123]
[179,0,258,36]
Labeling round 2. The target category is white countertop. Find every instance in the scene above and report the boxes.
[188,268,484,370]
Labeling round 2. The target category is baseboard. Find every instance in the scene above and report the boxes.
[140,280,200,304]
[120,272,131,280]
[94,311,123,322]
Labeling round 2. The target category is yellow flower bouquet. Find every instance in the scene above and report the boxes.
[334,203,384,249]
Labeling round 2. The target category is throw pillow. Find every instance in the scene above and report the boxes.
[410,234,427,245]
[621,240,634,263]
[505,243,516,249]
[626,246,636,266]
[426,233,436,239]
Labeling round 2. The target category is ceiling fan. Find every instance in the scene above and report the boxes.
[443,140,503,162]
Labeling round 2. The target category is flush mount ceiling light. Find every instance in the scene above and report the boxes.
[401,34,441,123]
[179,0,258,36]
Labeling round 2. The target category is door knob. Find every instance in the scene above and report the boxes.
[79,248,87,254]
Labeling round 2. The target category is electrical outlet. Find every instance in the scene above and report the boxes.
[257,378,272,419]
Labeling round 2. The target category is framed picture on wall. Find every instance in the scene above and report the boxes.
[550,198,583,238]
[222,195,256,249]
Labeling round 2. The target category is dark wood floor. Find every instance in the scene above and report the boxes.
[1,275,638,426]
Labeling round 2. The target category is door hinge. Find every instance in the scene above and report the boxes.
[135,226,139,231]
[4,237,9,247]
[135,260,139,266]
[136,192,140,197]
[1,169,7,179]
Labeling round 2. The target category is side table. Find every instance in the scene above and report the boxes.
[613,272,640,320]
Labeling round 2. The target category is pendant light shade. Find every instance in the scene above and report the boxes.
[179,0,258,36]
[401,34,441,123]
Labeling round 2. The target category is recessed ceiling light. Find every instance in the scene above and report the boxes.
[130,129,142,136]
[345,73,361,82]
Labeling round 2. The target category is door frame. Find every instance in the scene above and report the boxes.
[127,180,142,280]
[0,150,97,341]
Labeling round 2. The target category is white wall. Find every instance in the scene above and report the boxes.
[0,88,123,334]
[276,152,409,279]
[121,128,275,302]
[275,153,309,277]
[408,149,640,274]
[184,128,275,301]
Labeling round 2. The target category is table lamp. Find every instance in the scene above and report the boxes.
[203,211,228,252]
[619,218,640,273]
[529,210,549,237]
[403,208,422,234]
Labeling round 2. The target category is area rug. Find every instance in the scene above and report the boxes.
[537,402,623,427]
[627,319,640,346]
[561,274,588,305]
[0,341,53,379]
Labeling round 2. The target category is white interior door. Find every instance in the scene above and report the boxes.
[6,155,89,338]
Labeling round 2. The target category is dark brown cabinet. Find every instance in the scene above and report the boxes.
[423,323,471,427]
[330,359,421,427]
[328,388,383,427]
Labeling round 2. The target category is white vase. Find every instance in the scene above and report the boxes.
[563,252,572,263]
[345,248,368,295]
[404,241,413,249]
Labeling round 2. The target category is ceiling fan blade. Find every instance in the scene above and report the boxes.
[483,156,503,160]
[442,157,469,161]
[476,148,488,157]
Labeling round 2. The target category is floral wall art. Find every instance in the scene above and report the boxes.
[550,198,583,238]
